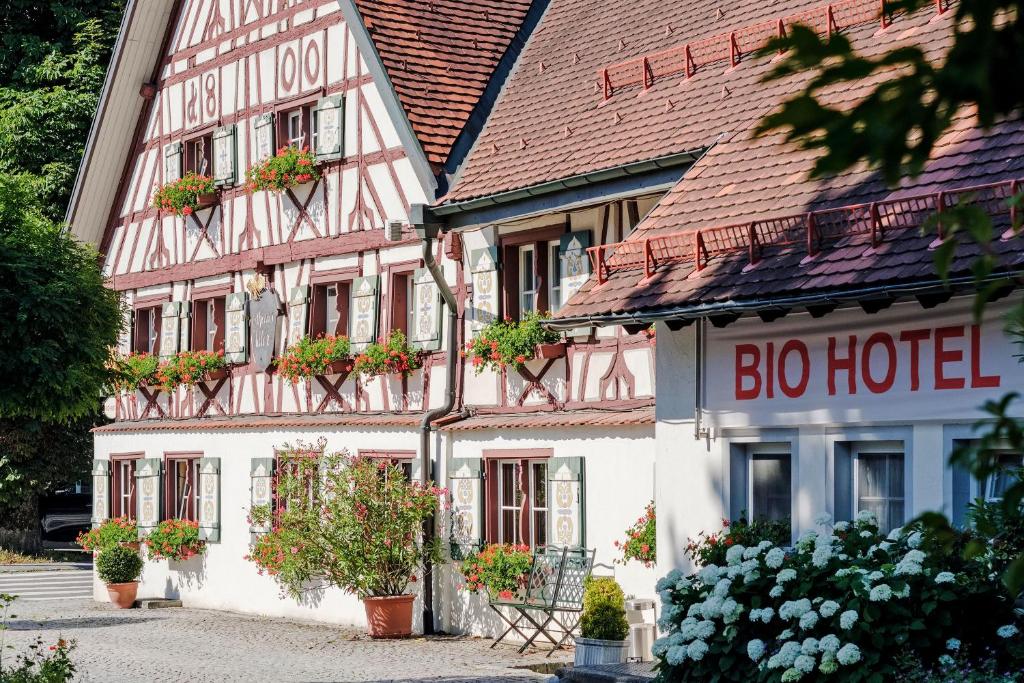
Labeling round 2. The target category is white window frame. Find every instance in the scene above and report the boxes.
[980,449,1023,502]
[287,110,305,149]
[169,458,201,521]
[852,441,905,534]
[118,460,134,518]
[325,285,340,336]
[186,137,209,176]
[205,300,218,352]
[518,244,537,318]
[497,459,548,547]
[311,109,320,153]
[547,240,562,313]
[747,444,792,525]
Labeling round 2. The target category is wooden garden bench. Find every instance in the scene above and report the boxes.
[490,545,596,656]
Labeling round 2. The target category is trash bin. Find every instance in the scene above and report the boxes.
[625,598,656,662]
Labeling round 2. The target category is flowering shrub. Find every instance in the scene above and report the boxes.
[276,335,351,383]
[616,502,656,567]
[458,544,533,599]
[685,515,791,568]
[107,352,160,392]
[245,146,319,193]
[144,519,205,561]
[151,171,215,216]
[76,516,137,553]
[245,443,445,598]
[156,350,226,390]
[464,312,561,373]
[354,330,422,378]
[653,512,1024,682]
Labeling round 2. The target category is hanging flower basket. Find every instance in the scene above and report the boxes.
[245,146,320,193]
[151,172,216,216]
[276,335,352,383]
[354,330,422,378]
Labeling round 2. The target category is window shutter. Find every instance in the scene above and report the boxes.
[135,458,163,537]
[197,457,221,542]
[833,443,853,522]
[224,292,248,363]
[253,113,275,162]
[547,456,585,548]
[411,268,442,351]
[559,231,592,302]
[164,142,182,183]
[469,247,498,334]
[729,445,749,522]
[288,286,309,345]
[349,275,380,351]
[249,457,275,538]
[91,460,111,526]
[212,124,237,187]
[159,302,183,359]
[449,456,483,560]
[501,244,520,322]
[313,95,344,161]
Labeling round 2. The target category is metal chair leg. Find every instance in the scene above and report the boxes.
[490,604,530,649]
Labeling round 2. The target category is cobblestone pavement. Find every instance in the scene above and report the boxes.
[1,598,570,683]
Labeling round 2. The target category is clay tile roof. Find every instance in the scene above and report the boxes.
[552,4,1024,322]
[353,0,535,169]
[440,407,654,431]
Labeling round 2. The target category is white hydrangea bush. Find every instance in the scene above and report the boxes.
[653,512,1024,682]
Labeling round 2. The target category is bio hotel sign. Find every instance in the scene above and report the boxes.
[705,300,1019,427]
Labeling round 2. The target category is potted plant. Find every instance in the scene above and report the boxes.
[245,146,320,193]
[575,576,630,666]
[458,544,533,600]
[245,444,443,638]
[96,544,144,609]
[156,350,227,390]
[151,171,216,216]
[353,330,422,378]
[77,516,139,553]
[144,519,205,561]
[615,502,656,568]
[276,334,352,383]
[464,312,564,373]
[106,352,160,393]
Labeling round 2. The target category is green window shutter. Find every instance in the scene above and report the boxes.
[164,142,182,183]
[159,302,182,360]
[469,247,499,334]
[287,286,310,345]
[313,95,344,161]
[224,292,248,363]
[448,456,483,560]
[135,458,163,537]
[212,124,238,187]
[411,268,442,351]
[249,457,275,538]
[197,457,221,542]
[547,457,585,549]
[349,275,380,351]
[91,460,111,526]
[253,113,275,162]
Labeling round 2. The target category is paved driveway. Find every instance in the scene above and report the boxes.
[0,598,569,682]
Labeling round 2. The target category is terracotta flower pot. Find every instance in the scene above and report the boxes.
[363,594,415,638]
[325,359,354,375]
[536,341,566,359]
[106,581,138,609]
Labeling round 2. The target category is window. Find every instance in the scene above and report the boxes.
[110,455,140,520]
[984,451,1023,501]
[488,457,548,548]
[548,241,563,313]
[165,454,200,521]
[518,244,537,316]
[856,450,905,534]
[191,297,226,352]
[279,106,310,149]
[389,271,414,337]
[184,134,212,175]
[751,452,792,524]
[500,230,563,321]
[310,282,350,338]
[361,450,414,482]
[274,451,320,516]
[133,306,161,355]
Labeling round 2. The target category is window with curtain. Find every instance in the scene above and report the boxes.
[985,451,1023,501]
[857,451,905,534]
[166,455,201,521]
[496,459,548,548]
[751,453,791,524]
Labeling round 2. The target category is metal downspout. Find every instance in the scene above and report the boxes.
[419,235,459,635]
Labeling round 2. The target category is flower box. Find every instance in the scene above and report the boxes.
[536,341,566,359]
[324,358,354,375]
[195,192,217,210]
[205,366,229,381]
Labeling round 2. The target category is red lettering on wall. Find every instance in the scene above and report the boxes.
[861,332,897,394]
[765,342,775,399]
[828,335,857,396]
[934,325,966,390]
[970,323,1001,388]
[735,344,761,400]
[778,340,810,398]
[898,328,930,391]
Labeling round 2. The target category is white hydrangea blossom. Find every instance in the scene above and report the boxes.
[695,620,716,640]
[747,639,765,662]
[906,531,922,548]
[818,600,840,618]
[659,589,673,604]
[866,570,884,582]
[812,545,832,568]
[687,640,709,661]
[794,654,816,673]
[713,578,732,597]
[698,564,723,585]
[869,584,893,602]
[815,512,833,526]
[997,624,1019,638]
[780,668,803,682]
[687,603,704,619]
[779,628,794,640]
[780,598,812,620]
[759,607,775,624]
[725,544,746,566]
[934,572,956,584]
[666,645,687,665]
[743,545,761,560]
[701,596,725,620]
[778,641,802,667]
[799,611,819,630]
[770,585,784,598]
[839,610,858,630]
[893,584,911,599]
[856,509,877,524]
[833,521,850,532]
[819,634,841,654]
[721,598,741,624]
[945,638,961,651]
[800,638,819,655]
[835,567,855,578]
[777,568,798,584]
[887,526,903,540]
[765,547,786,569]
[836,643,861,665]
[859,530,872,538]
[796,531,818,551]
[938,654,954,668]
[758,540,774,551]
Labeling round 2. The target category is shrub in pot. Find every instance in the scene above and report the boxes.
[245,442,444,638]
[575,576,630,666]
[96,545,143,608]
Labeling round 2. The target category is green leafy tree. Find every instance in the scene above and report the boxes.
[757,0,1024,592]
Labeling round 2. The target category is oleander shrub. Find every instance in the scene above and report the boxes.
[653,511,1024,682]
[95,545,143,585]
[580,576,629,642]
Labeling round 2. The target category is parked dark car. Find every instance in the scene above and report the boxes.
[39,484,92,547]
